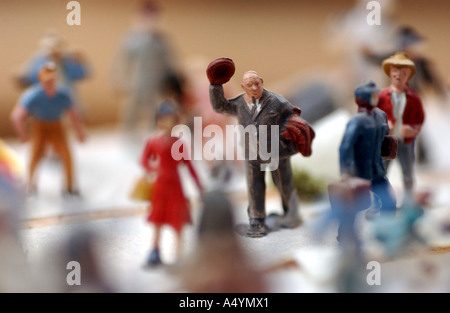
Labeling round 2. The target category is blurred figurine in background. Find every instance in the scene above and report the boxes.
[378,52,425,205]
[181,56,242,176]
[64,229,114,293]
[0,139,23,182]
[15,29,90,116]
[362,26,447,100]
[325,177,371,251]
[140,100,202,267]
[178,190,268,292]
[339,82,397,219]
[0,143,36,292]
[372,192,428,260]
[112,0,184,135]
[326,0,399,88]
[10,63,86,196]
[362,26,446,166]
[207,58,315,238]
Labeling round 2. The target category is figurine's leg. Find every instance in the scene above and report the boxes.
[383,158,392,173]
[397,140,416,204]
[123,94,142,132]
[271,158,301,228]
[28,123,48,191]
[245,161,268,237]
[337,211,360,249]
[147,224,162,266]
[175,229,183,262]
[146,95,159,131]
[50,124,74,192]
[371,176,397,215]
[246,161,266,219]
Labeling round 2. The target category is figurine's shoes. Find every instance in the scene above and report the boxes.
[246,225,268,238]
[246,220,269,238]
[146,249,162,267]
[63,189,82,198]
[265,213,283,231]
[280,215,302,228]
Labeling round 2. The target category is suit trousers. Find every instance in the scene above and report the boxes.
[246,158,299,221]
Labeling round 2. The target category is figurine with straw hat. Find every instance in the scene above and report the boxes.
[378,52,425,206]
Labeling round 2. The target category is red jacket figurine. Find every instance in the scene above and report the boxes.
[378,85,424,144]
[377,52,425,205]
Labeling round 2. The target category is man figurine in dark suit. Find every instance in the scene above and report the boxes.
[208,64,314,238]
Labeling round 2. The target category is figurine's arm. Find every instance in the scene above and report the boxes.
[400,125,420,138]
[10,105,30,142]
[401,94,425,139]
[339,119,360,176]
[16,54,45,87]
[141,139,156,173]
[67,108,86,142]
[63,53,90,81]
[176,138,202,192]
[209,84,238,116]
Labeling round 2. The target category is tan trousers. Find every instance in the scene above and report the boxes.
[29,120,73,191]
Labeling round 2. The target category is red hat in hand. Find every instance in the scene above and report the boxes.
[206,57,235,85]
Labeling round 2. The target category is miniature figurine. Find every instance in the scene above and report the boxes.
[207,58,315,238]
[112,0,183,134]
[362,26,447,100]
[141,99,202,266]
[64,229,115,292]
[0,174,34,292]
[372,193,427,260]
[0,139,22,181]
[15,29,90,117]
[178,190,268,292]
[362,26,444,165]
[339,82,397,219]
[325,176,371,251]
[10,62,86,195]
[16,29,89,89]
[378,52,425,205]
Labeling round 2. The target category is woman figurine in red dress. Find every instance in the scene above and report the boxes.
[141,100,203,266]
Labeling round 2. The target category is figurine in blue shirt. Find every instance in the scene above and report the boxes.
[10,62,86,195]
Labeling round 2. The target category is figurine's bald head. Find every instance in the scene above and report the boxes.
[241,71,264,101]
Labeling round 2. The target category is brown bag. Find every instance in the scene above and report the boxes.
[328,176,371,212]
[130,174,155,201]
[381,135,398,160]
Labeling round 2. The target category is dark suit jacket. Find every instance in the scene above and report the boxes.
[209,85,297,161]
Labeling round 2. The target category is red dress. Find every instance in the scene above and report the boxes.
[141,133,201,233]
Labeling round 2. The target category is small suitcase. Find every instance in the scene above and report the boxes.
[381,135,398,160]
[328,176,372,212]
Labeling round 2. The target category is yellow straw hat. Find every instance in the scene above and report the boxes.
[382,52,416,81]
